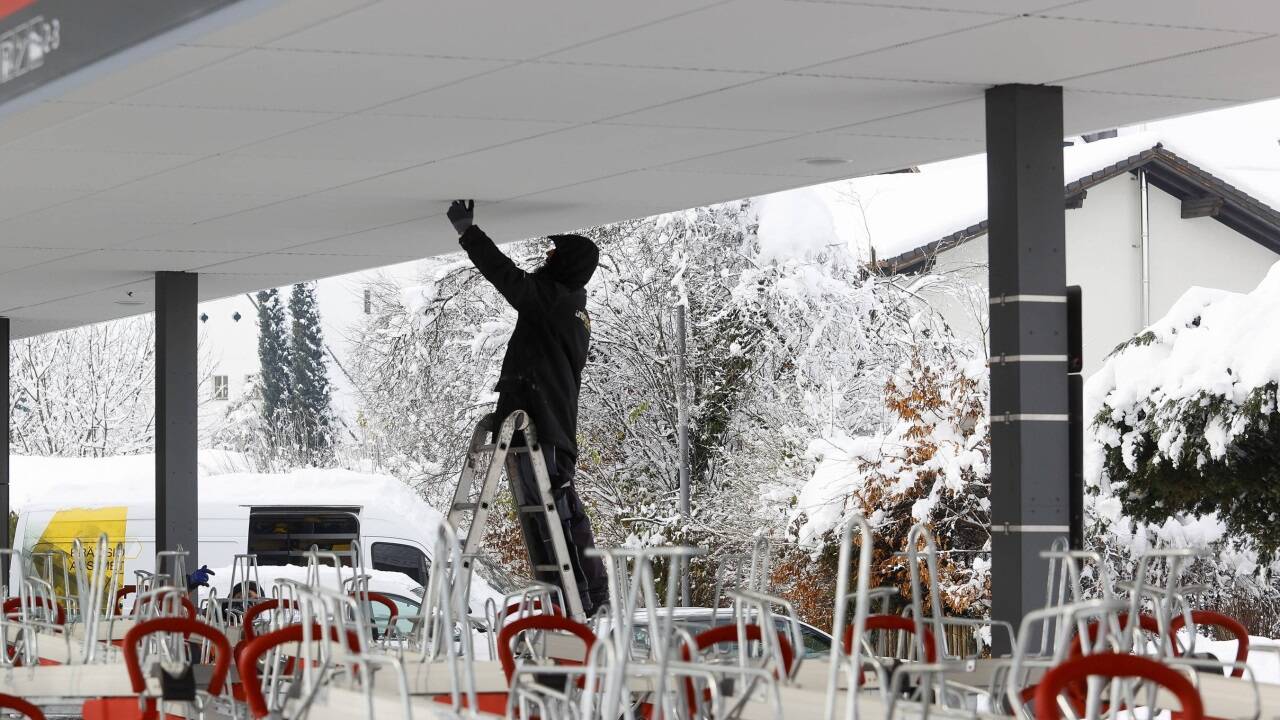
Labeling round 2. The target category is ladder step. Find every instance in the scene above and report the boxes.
[473,443,530,454]
[454,415,582,619]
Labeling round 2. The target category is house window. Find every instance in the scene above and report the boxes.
[363,289,372,315]
[212,375,229,401]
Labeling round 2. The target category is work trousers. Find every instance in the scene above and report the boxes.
[511,443,609,616]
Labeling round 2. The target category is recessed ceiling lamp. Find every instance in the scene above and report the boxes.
[114,291,146,306]
[801,156,850,167]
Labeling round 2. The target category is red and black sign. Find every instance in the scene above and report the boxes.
[0,0,241,107]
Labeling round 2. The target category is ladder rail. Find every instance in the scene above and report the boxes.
[446,416,496,529]
[511,422,585,621]
[446,410,587,622]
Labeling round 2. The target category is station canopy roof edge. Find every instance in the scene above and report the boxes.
[1,0,1278,337]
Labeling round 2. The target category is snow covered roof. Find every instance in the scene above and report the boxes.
[11,451,446,537]
[853,130,1280,273]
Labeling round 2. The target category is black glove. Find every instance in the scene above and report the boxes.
[447,199,474,235]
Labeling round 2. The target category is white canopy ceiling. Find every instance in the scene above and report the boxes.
[2,0,1279,336]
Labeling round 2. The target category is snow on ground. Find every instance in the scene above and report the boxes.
[1179,633,1280,685]
[205,564,423,600]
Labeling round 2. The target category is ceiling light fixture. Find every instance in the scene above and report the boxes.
[114,290,146,307]
[801,156,850,167]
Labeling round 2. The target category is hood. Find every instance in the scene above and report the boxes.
[542,234,599,290]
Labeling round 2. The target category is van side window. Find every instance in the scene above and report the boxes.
[248,508,360,567]
[371,542,428,586]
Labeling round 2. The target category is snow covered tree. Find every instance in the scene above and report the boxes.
[255,288,290,437]
[207,372,278,470]
[287,282,334,464]
[347,191,986,609]
[10,315,214,458]
[10,317,158,457]
[780,347,990,627]
[348,252,538,587]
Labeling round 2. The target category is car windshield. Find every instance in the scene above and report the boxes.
[368,593,420,636]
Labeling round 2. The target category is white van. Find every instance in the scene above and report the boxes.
[8,453,506,624]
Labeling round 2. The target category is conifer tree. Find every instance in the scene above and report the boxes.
[255,288,291,436]
[287,282,334,462]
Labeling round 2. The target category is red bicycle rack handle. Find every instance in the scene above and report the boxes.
[1035,652,1203,720]
[0,692,44,720]
[240,598,298,643]
[114,585,137,614]
[842,615,939,663]
[2,596,66,626]
[497,614,597,684]
[691,623,796,677]
[355,591,399,633]
[237,623,363,719]
[503,597,565,618]
[122,617,232,720]
[1170,610,1250,678]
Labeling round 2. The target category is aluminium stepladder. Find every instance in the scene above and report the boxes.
[447,409,585,621]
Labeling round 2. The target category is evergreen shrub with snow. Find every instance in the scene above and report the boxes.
[1090,264,1280,561]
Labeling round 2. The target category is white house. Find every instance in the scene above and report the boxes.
[860,133,1280,376]
[196,261,419,428]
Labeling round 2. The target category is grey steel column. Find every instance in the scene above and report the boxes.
[985,85,1070,652]
[156,272,199,568]
[0,317,8,582]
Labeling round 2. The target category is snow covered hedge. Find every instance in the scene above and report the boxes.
[1089,262,1280,560]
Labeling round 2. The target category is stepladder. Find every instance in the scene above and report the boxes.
[447,410,586,621]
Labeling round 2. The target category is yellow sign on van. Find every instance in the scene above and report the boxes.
[30,507,128,593]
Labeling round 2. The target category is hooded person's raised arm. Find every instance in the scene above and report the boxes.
[456,223,557,313]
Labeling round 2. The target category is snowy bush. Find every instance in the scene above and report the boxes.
[1089,262,1280,561]
[781,348,991,625]
[1086,261,1280,634]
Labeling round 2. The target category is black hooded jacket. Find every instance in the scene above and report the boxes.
[459,226,598,456]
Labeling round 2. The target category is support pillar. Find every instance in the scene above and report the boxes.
[985,85,1070,652]
[156,272,199,571]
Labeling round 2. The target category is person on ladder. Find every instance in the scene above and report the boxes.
[446,199,609,616]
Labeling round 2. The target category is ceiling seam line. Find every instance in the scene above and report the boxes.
[1050,33,1280,85]
[1030,13,1270,35]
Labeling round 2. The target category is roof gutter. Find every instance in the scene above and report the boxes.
[1138,168,1151,327]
